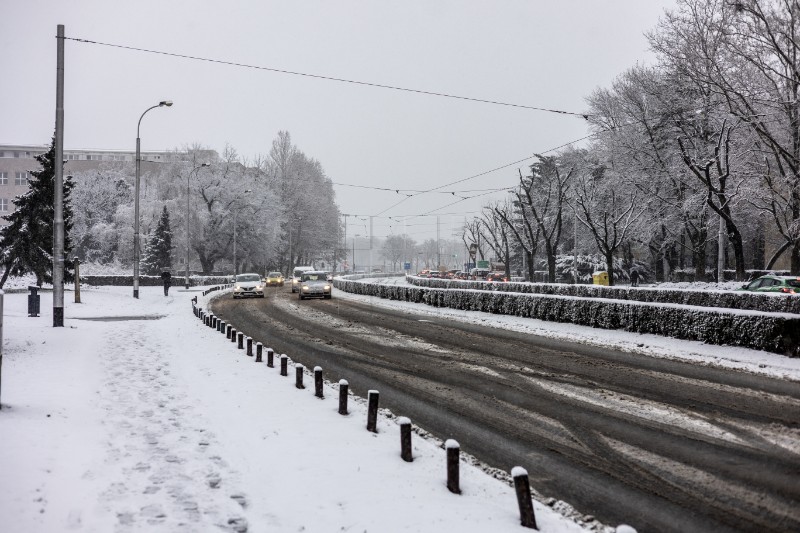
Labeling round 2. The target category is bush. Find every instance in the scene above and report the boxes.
[405,276,800,314]
[335,276,800,357]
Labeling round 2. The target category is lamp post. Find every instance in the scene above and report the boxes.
[352,234,361,273]
[133,100,172,298]
[186,162,209,289]
[232,190,253,276]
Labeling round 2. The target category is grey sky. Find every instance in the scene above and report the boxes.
[1,0,675,241]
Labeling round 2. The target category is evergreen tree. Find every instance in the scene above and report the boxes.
[0,135,74,288]
[141,205,173,275]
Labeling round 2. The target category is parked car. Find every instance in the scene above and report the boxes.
[486,271,508,282]
[298,270,332,300]
[264,271,284,287]
[291,266,315,293]
[737,275,800,294]
[232,273,265,299]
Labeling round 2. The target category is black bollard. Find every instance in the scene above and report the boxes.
[267,348,274,368]
[237,332,244,349]
[226,324,232,339]
[296,364,305,389]
[399,417,413,462]
[512,467,537,529]
[338,380,349,415]
[246,337,253,356]
[212,316,218,329]
[255,342,263,362]
[314,366,323,398]
[367,390,379,433]
[280,355,288,376]
[446,440,461,494]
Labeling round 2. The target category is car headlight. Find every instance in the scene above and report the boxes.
[256,285,263,290]
[324,285,331,290]
[234,284,241,290]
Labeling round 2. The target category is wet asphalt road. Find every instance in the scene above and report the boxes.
[210,287,800,533]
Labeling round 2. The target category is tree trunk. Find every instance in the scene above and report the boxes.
[605,251,615,286]
[547,251,556,283]
[526,251,535,281]
[726,221,747,281]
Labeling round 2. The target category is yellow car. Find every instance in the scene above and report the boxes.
[265,271,285,287]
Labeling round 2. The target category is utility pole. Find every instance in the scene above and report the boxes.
[53,24,65,327]
[437,216,441,271]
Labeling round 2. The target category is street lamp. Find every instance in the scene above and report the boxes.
[352,234,362,273]
[133,100,172,298]
[233,189,253,276]
[186,162,209,289]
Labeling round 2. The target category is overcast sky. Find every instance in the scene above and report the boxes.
[2,0,675,242]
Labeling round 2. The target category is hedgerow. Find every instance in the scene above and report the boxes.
[334,277,800,357]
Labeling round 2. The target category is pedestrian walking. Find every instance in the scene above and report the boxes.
[630,269,639,287]
[161,270,172,296]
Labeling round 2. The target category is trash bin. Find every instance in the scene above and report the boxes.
[592,271,609,286]
[28,286,41,317]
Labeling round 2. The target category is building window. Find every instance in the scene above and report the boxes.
[15,172,28,186]
[0,172,6,185]
[0,198,8,211]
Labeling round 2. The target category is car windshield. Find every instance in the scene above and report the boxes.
[236,274,260,282]
[302,273,326,282]
[268,272,282,277]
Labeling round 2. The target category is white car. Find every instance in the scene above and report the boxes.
[291,266,315,293]
[233,273,265,299]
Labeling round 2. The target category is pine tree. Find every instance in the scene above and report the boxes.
[141,205,173,275]
[0,135,74,288]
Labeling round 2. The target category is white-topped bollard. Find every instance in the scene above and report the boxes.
[512,466,537,529]
[398,417,413,462]
[338,379,349,415]
[446,439,460,494]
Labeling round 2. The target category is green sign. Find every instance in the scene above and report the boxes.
[476,260,490,269]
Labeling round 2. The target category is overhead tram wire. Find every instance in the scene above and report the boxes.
[64,35,592,118]
[372,130,602,219]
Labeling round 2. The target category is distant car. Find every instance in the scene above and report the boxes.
[486,271,508,282]
[291,266,315,293]
[298,270,332,300]
[429,271,443,278]
[470,268,490,280]
[737,275,800,294]
[323,271,333,281]
[233,273,265,299]
[265,271,284,287]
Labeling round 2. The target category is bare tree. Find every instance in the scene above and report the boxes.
[574,161,647,286]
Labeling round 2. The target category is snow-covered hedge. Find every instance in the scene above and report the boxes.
[334,278,800,356]
[405,276,800,315]
[82,275,233,286]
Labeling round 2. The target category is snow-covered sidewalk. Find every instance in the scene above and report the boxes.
[0,286,591,533]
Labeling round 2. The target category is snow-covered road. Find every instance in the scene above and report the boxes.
[0,286,592,533]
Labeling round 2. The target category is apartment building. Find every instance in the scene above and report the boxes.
[0,143,185,225]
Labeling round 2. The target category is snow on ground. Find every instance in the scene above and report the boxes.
[345,276,800,382]
[0,285,598,533]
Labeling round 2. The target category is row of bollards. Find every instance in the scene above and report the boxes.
[192,296,539,530]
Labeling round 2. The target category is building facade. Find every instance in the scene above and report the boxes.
[0,143,185,225]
